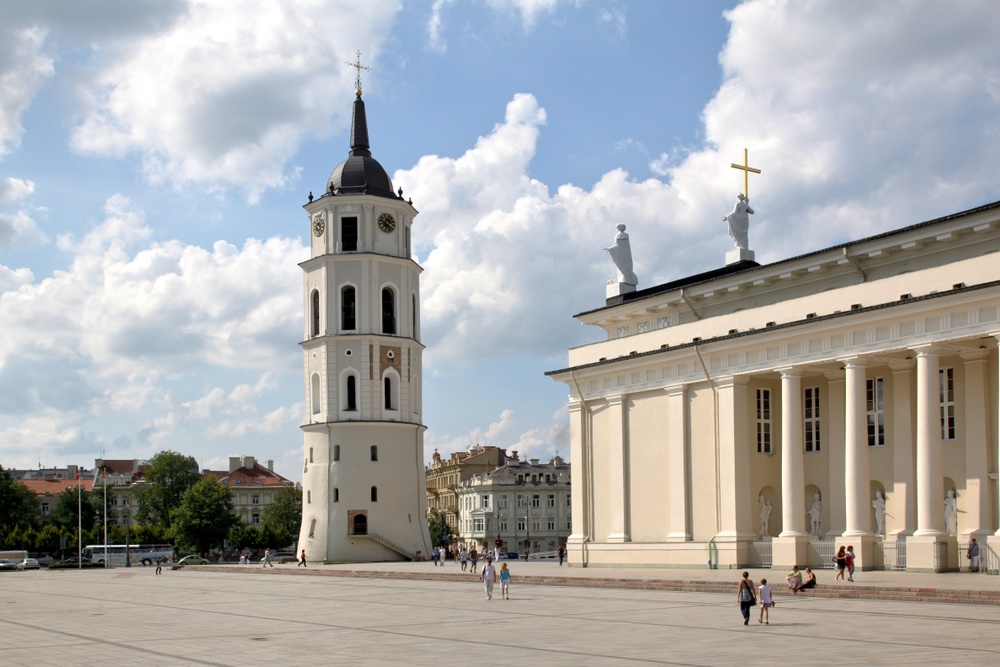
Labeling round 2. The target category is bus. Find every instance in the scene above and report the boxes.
[83,544,174,567]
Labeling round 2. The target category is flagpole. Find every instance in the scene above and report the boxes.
[102,469,108,568]
[77,469,82,570]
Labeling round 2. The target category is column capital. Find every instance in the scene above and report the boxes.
[777,366,803,378]
[911,343,941,358]
[606,394,626,407]
[838,355,866,369]
[665,384,686,398]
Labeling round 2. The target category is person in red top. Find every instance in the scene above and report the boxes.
[845,545,855,582]
[298,549,307,567]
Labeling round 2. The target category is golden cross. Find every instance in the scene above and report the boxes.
[730,148,761,198]
[346,51,372,97]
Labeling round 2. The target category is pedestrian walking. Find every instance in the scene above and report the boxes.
[431,547,439,566]
[558,544,565,566]
[758,578,772,624]
[968,538,981,572]
[500,562,511,599]
[737,571,756,625]
[299,549,307,567]
[470,547,479,573]
[845,545,855,582]
[155,556,162,575]
[835,546,846,581]
[460,549,468,571]
[481,558,497,600]
[263,548,273,568]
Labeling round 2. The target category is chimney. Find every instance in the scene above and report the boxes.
[229,457,241,473]
[266,459,274,471]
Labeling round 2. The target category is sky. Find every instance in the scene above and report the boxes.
[1,0,998,483]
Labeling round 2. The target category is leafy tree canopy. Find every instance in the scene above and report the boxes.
[170,476,239,553]
[135,450,200,527]
[428,513,450,547]
[260,486,302,549]
[48,487,98,532]
[0,469,40,532]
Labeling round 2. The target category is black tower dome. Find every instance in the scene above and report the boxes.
[328,92,395,198]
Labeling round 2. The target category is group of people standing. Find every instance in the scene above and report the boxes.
[834,545,856,582]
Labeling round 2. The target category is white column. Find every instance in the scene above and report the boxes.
[606,395,629,543]
[824,370,846,533]
[914,346,945,536]
[779,369,807,536]
[843,358,871,536]
[567,401,589,546]
[666,385,690,541]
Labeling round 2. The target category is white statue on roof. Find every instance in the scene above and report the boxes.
[723,193,754,250]
[605,224,638,286]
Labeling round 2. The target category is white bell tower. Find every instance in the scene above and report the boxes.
[297,73,430,562]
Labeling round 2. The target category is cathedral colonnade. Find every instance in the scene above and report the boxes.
[562,337,1000,573]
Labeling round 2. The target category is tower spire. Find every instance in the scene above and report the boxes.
[346,51,371,158]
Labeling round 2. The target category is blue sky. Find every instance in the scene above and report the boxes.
[1,0,998,482]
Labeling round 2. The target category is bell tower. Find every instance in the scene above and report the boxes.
[297,72,430,562]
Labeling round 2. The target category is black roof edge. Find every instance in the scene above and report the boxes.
[575,198,1000,319]
[546,279,1000,377]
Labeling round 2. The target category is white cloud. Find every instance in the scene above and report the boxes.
[203,404,300,439]
[427,0,455,54]
[0,27,54,157]
[69,0,401,202]
[0,177,35,203]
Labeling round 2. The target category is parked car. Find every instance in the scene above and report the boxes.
[0,559,18,571]
[177,555,209,565]
[16,558,40,570]
[497,552,520,560]
[58,556,91,565]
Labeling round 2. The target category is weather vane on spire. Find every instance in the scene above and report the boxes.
[346,50,371,97]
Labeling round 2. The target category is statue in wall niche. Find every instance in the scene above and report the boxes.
[872,488,889,536]
[758,494,772,538]
[723,193,754,250]
[604,223,638,286]
[806,491,823,538]
[944,488,964,536]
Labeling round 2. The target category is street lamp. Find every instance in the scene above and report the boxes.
[102,468,108,568]
[125,496,131,568]
[76,469,82,570]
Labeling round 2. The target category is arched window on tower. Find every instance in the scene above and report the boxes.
[341,216,358,252]
[345,374,357,411]
[384,375,395,410]
[334,487,339,502]
[371,445,378,461]
[341,286,356,331]
[311,289,321,337]
[381,287,396,334]
[412,293,418,339]
[371,486,378,502]
[333,444,340,461]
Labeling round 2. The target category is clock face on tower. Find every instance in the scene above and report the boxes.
[312,214,325,237]
[377,212,396,233]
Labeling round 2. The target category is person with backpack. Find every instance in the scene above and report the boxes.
[737,571,756,625]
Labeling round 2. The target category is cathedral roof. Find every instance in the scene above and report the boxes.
[327,93,396,199]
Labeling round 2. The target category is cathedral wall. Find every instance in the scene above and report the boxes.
[625,391,670,542]
[746,379,783,536]
[686,384,719,542]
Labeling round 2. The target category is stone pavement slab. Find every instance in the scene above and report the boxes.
[4,566,1000,666]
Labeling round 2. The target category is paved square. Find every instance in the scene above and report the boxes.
[3,568,1000,665]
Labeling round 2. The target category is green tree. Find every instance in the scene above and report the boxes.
[135,451,200,527]
[260,486,302,548]
[48,487,98,531]
[227,520,260,551]
[428,513,450,547]
[170,477,239,553]
[0,468,40,532]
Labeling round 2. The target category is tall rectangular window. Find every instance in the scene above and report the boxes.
[804,386,821,452]
[341,217,358,251]
[517,519,526,531]
[940,368,956,440]
[756,388,772,454]
[867,377,885,447]
[532,494,541,508]
[547,494,555,507]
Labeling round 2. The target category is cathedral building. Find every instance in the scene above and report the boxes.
[297,78,431,562]
[547,199,1000,573]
